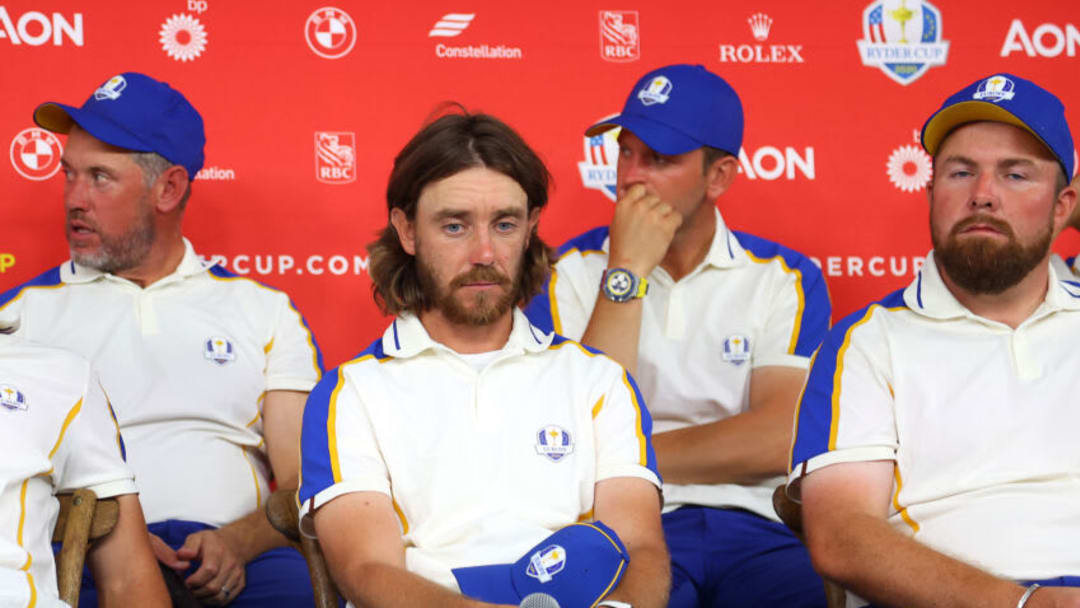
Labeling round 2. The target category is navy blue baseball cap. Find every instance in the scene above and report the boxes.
[452,521,629,606]
[33,72,205,180]
[921,73,1074,179]
[586,64,743,156]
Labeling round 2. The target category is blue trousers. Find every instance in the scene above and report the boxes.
[76,519,317,607]
[664,505,826,608]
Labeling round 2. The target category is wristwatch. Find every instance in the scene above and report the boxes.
[597,601,632,608]
[601,267,648,303]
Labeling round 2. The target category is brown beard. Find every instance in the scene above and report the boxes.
[933,213,1052,295]
[417,256,520,327]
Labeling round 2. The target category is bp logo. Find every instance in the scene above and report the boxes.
[10,128,63,181]
[305,7,357,59]
[856,0,949,86]
[159,13,208,62]
[578,118,619,202]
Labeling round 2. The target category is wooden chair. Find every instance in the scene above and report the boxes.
[52,489,119,607]
[265,488,341,608]
[772,484,848,608]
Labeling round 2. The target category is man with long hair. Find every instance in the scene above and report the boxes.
[299,111,670,608]
[790,73,1080,607]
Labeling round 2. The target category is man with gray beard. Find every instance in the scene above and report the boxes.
[0,72,324,607]
[788,73,1080,608]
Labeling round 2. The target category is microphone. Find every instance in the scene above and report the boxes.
[519,592,560,608]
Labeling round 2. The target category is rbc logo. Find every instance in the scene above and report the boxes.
[314,132,356,184]
[598,10,640,63]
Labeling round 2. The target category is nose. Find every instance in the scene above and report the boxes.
[617,154,647,196]
[968,171,998,211]
[64,175,89,213]
[469,228,495,266]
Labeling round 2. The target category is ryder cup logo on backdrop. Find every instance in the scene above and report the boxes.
[305,7,357,59]
[578,120,619,201]
[10,128,63,181]
[314,132,356,184]
[856,0,949,86]
[0,384,28,412]
[159,13,207,62]
[599,10,640,63]
[204,337,236,365]
[536,425,574,462]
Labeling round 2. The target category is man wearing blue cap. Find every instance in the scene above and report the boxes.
[524,64,830,606]
[0,72,324,606]
[789,73,1080,608]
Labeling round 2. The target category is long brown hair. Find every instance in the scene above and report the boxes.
[368,110,552,316]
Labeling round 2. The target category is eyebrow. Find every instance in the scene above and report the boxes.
[432,206,527,221]
[938,155,1039,170]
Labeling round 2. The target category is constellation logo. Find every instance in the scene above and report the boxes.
[719,12,804,63]
[10,128,63,181]
[599,10,640,63]
[305,7,357,59]
[856,0,949,85]
[0,8,83,46]
[428,13,473,37]
[159,13,207,62]
[1000,19,1079,57]
[314,132,356,184]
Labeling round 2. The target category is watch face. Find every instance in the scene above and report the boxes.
[605,270,633,298]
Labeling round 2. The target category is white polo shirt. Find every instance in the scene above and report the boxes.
[789,252,1080,583]
[0,239,322,527]
[1050,252,1078,278]
[299,309,660,593]
[0,334,135,608]
[523,208,831,518]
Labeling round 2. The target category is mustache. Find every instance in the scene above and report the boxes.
[950,214,1014,239]
[449,266,511,289]
[66,210,97,230]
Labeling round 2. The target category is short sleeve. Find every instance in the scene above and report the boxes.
[788,305,898,497]
[53,369,136,499]
[298,366,390,534]
[754,255,831,368]
[265,294,324,392]
[525,257,594,340]
[593,365,661,489]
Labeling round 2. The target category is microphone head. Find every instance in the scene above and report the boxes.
[519,592,560,608]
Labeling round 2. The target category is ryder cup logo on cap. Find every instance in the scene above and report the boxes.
[921,72,1075,179]
[972,75,1015,102]
[452,521,629,607]
[637,76,671,105]
[585,64,743,156]
[94,75,127,100]
[32,72,206,181]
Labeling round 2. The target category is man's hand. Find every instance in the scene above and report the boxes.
[176,528,247,605]
[608,184,682,277]
[1030,587,1080,608]
[148,532,190,572]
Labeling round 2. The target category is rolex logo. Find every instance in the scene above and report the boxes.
[748,13,773,41]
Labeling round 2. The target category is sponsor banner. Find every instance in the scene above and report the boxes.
[0,7,83,46]
[1000,20,1079,57]
[10,128,62,181]
[429,12,523,59]
[599,10,640,63]
[305,7,357,59]
[856,0,949,85]
[160,13,207,62]
[201,254,370,277]
[809,255,925,278]
[719,12,805,63]
[314,132,356,184]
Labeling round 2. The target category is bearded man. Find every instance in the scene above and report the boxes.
[788,73,1080,608]
[298,111,670,608]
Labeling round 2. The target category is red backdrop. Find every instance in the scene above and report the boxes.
[3,0,1078,368]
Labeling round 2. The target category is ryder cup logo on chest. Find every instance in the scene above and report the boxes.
[722,334,751,365]
[0,384,28,412]
[305,7,357,59]
[536,425,574,462]
[204,337,236,365]
[599,10,640,63]
[525,545,567,583]
[10,127,62,181]
[856,0,949,85]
